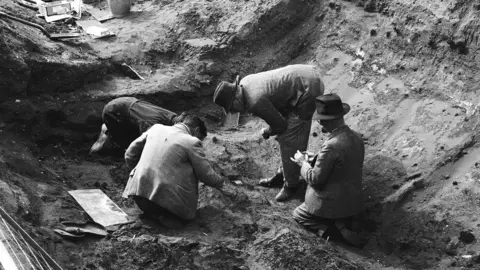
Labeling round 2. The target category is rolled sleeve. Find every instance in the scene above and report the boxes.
[300,144,337,189]
[189,140,225,189]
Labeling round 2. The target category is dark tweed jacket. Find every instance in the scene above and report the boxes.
[239,64,324,135]
[300,126,365,218]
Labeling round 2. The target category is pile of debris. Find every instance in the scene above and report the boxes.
[1,0,126,40]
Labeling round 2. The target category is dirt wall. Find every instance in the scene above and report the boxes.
[0,0,109,102]
[2,0,480,269]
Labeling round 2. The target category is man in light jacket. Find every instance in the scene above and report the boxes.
[122,113,226,228]
[213,64,324,202]
[291,94,365,246]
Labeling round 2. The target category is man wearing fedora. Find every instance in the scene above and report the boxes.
[213,64,324,202]
[291,93,366,246]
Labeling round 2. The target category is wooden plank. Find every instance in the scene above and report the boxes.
[121,63,145,80]
[382,178,425,212]
[0,228,20,270]
[68,189,133,227]
[50,32,82,39]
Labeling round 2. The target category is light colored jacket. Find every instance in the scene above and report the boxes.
[122,124,224,220]
[300,126,364,219]
[240,64,324,135]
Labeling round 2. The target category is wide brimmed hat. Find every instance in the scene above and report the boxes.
[312,93,350,120]
[213,75,240,112]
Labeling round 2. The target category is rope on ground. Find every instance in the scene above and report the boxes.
[15,227,47,270]
[0,221,26,270]
[1,215,36,270]
[0,207,64,270]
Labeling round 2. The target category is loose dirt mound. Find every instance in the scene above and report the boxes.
[2,0,480,269]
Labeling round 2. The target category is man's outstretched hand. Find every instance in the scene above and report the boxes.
[212,163,227,176]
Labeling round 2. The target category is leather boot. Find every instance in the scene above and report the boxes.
[335,221,367,247]
[275,185,297,202]
[258,168,283,187]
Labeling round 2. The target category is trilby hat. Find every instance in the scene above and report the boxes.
[312,93,351,120]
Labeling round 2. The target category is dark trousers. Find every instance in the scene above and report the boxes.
[132,196,175,218]
[132,196,186,228]
[103,97,140,149]
[292,203,357,233]
[277,114,312,188]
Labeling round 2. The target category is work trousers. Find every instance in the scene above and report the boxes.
[102,97,141,150]
[292,203,357,233]
[277,114,312,188]
[132,196,186,228]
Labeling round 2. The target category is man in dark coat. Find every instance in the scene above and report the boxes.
[90,97,183,154]
[213,64,324,202]
[291,94,365,246]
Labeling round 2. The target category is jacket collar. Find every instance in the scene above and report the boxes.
[327,125,350,140]
[174,123,192,136]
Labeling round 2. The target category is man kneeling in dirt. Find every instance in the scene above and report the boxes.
[90,97,185,154]
[291,94,366,246]
[122,113,226,228]
[213,64,324,202]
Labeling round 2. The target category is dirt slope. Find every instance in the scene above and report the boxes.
[1,0,480,269]
[306,1,480,268]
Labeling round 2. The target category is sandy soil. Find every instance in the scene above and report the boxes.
[1,0,480,269]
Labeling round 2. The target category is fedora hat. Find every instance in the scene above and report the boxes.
[312,93,350,120]
[213,75,240,112]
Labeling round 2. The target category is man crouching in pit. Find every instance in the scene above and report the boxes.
[90,96,187,154]
[122,113,227,228]
[291,94,366,247]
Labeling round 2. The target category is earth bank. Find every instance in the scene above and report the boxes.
[1,0,480,269]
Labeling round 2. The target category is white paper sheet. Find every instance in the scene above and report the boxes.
[68,189,133,227]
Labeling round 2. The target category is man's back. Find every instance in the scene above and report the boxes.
[98,97,177,151]
[123,124,223,220]
[240,64,324,117]
[129,99,177,133]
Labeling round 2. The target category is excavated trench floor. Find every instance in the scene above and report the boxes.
[0,84,477,270]
[2,0,480,269]
[0,95,376,270]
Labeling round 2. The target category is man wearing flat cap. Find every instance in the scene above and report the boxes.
[213,64,324,202]
[291,93,365,246]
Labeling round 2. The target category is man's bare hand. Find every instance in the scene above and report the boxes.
[212,163,227,177]
[290,150,309,166]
